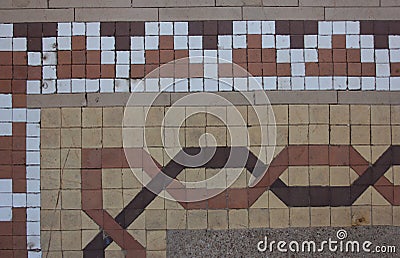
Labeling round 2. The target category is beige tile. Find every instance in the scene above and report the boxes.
[61,169,81,189]
[75,7,158,21]
[61,231,81,251]
[249,208,269,228]
[289,125,308,144]
[41,231,61,251]
[371,145,387,163]
[103,107,123,127]
[146,230,166,251]
[250,191,269,208]
[147,196,165,209]
[122,189,140,207]
[351,206,371,226]
[61,149,81,169]
[61,210,82,230]
[309,166,329,186]
[82,128,102,148]
[394,207,400,226]
[122,168,143,189]
[330,125,350,144]
[41,169,61,190]
[243,7,324,20]
[129,212,145,230]
[310,207,330,227]
[81,212,98,230]
[185,127,205,147]
[41,128,60,148]
[350,105,370,125]
[391,106,400,125]
[372,206,393,225]
[269,208,289,228]
[275,125,288,146]
[62,251,83,258]
[288,166,309,186]
[103,189,123,210]
[351,125,370,145]
[102,169,122,189]
[50,0,130,7]
[186,108,206,127]
[330,167,350,186]
[146,210,167,230]
[41,108,61,128]
[208,210,228,230]
[187,210,207,229]
[289,105,309,124]
[371,188,391,206]
[102,128,122,147]
[353,186,372,206]
[226,106,247,126]
[159,7,241,20]
[145,107,165,127]
[392,126,400,144]
[61,128,81,148]
[330,105,349,124]
[41,210,61,230]
[325,7,400,20]
[331,207,351,227]
[290,207,310,227]
[309,105,329,124]
[229,209,248,229]
[309,124,329,144]
[268,191,287,208]
[300,0,379,6]
[123,128,144,147]
[206,126,227,146]
[371,126,391,145]
[41,190,61,209]
[124,107,145,127]
[41,149,60,169]
[82,108,102,127]
[61,190,81,209]
[61,108,81,127]
[371,105,390,125]
[167,210,186,229]
[271,105,288,125]
[147,251,166,258]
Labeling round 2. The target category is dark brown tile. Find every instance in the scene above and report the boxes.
[101,22,115,36]
[12,94,26,108]
[290,20,304,35]
[275,21,290,34]
[43,22,58,37]
[0,66,12,80]
[130,21,145,36]
[57,65,72,78]
[86,50,100,64]
[218,20,233,35]
[86,65,100,79]
[248,63,263,76]
[389,21,400,34]
[82,189,103,210]
[309,145,329,165]
[115,36,130,51]
[58,51,72,65]
[374,35,389,49]
[374,21,389,35]
[160,50,174,64]
[27,23,42,38]
[27,38,42,51]
[319,49,332,63]
[0,52,12,65]
[232,49,247,63]
[13,66,28,80]
[360,20,374,35]
[0,80,11,94]
[391,63,400,76]
[102,148,123,168]
[277,63,291,76]
[203,35,217,49]
[115,22,130,36]
[81,169,101,189]
[145,50,159,64]
[203,21,218,35]
[13,52,27,65]
[189,21,203,36]
[304,21,318,34]
[290,35,304,49]
[27,66,41,80]
[227,188,248,208]
[13,23,27,37]
[101,64,115,78]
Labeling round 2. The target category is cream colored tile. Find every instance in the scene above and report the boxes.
[391,106,400,125]
[61,169,81,189]
[167,210,187,229]
[41,210,60,230]
[61,190,81,209]
[103,128,122,147]
[187,210,207,229]
[330,167,350,186]
[41,230,61,251]
[269,208,289,228]
[61,128,81,148]
[372,206,392,225]
[310,207,330,227]
[371,105,390,125]
[41,128,60,148]
[145,107,165,127]
[103,107,123,127]
[61,231,81,251]
[146,231,166,251]
[331,207,351,227]
[392,126,400,144]
[103,189,123,210]
[61,149,81,169]
[351,206,371,226]
[229,209,248,229]
[330,105,349,124]
[41,149,60,169]
[394,207,400,226]
[61,210,81,230]
[82,108,102,127]
[309,124,329,144]
[41,190,61,209]
[42,108,61,128]
[309,105,329,124]
[371,126,391,145]
[271,105,288,125]
[227,106,247,126]
[289,105,309,124]
[146,210,167,230]
[41,169,61,190]
[102,169,122,189]
[290,207,310,227]
[208,210,228,230]
[330,125,350,144]
[61,108,81,127]
[289,125,308,144]
[249,208,269,228]
[82,128,102,148]
[309,166,329,186]
[288,166,309,186]
[351,125,370,145]
[350,105,370,125]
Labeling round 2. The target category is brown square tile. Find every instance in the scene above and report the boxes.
[275,21,290,34]
[12,221,26,236]
[189,21,203,36]
[208,191,227,209]
[131,64,145,78]
[218,63,233,77]
[58,51,72,65]
[203,35,217,50]
[27,67,41,80]
[116,22,130,36]
[12,165,25,179]
[72,65,86,78]
[288,146,308,166]
[218,21,233,35]
[87,51,100,64]
[332,35,346,49]
[146,64,159,76]
[43,22,58,37]
[375,35,389,49]
[319,63,333,76]
[0,150,12,165]
[13,66,28,80]
[175,50,188,60]
[72,36,86,50]
[0,52,12,65]
[306,63,319,76]
[12,94,26,108]
[175,64,189,78]
[13,52,27,65]
[12,208,26,221]
[277,64,291,76]
[233,49,247,63]
[0,66,12,79]
[309,145,329,165]
[227,189,248,208]
[362,63,376,76]
[27,38,41,51]
[319,49,332,63]
[247,35,261,49]
[248,49,261,63]
[82,190,103,209]
[101,22,115,36]
[12,151,25,165]
[13,179,26,193]
[234,63,247,77]
[0,138,12,150]
[391,63,400,76]
[27,23,42,38]
[82,169,102,190]
[333,49,347,62]
[248,63,263,76]
[204,21,218,35]
[304,21,318,34]
[11,80,26,94]
[159,63,174,77]
[334,63,347,76]
[290,20,304,35]
[347,49,361,63]
[72,50,86,64]
[146,50,160,64]
[13,123,25,136]
[262,49,276,63]
[159,36,174,50]
[0,165,12,178]
[0,80,11,94]
[348,63,362,76]
[86,65,100,79]
[374,21,389,35]
[13,236,26,249]
[130,21,145,36]
[57,65,71,78]
[101,64,115,78]
[12,137,24,151]
[102,148,123,168]
[82,148,102,168]
[291,35,304,49]
[13,24,27,37]
[329,146,349,166]
[115,36,130,51]
[160,50,174,64]
[360,21,374,35]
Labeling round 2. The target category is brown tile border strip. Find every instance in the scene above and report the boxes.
[26,91,400,107]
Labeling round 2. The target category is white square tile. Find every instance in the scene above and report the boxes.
[376,64,390,77]
[218,50,232,62]
[57,79,71,93]
[390,49,400,62]
[175,79,189,92]
[319,21,332,35]
[13,38,27,51]
[131,36,145,50]
[101,51,115,64]
[218,35,232,49]
[145,78,159,92]
[361,77,375,90]
[234,78,248,91]
[42,65,57,79]
[304,35,317,48]
[174,22,188,35]
[263,76,277,90]
[332,21,346,34]
[87,37,100,50]
[291,77,305,90]
[346,21,360,34]
[0,38,12,51]
[262,21,275,34]
[43,52,57,65]
[57,37,71,50]
[101,37,115,50]
[0,123,12,136]
[0,109,11,122]
[0,179,12,193]
[28,52,41,66]
[375,49,390,63]
[233,21,246,35]
[389,35,400,49]
[115,79,130,92]
[390,77,400,91]
[0,24,13,37]
[42,80,56,94]
[333,77,347,90]
[26,80,41,95]
[204,50,217,61]
[348,77,361,90]
[346,35,360,49]
[160,78,174,91]
[42,37,56,51]
[174,36,188,50]
[13,108,26,122]
[27,166,40,180]
[86,79,100,93]
[27,193,40,207]
[86,22,100,36]
[72,79,86,93]
[278,77,291,90]
[116,65,130,78]
[360,35,374,48]
[190,78,203,91]
[189,36,203,49]
[276,49,290,63]
[377,77,390,90]
[13,193,27,207]
[233,35,246,48]
[116,51,130,64]
[319,77,333,90]
[219,78,233,91]
[145,36,159,50]
[26,221,40,235]
[131,50,145,64]
[276,35,290,49]
[145,22,159,35]
[0,193,12,206]
[189,50,203,63]
[72,22,85,35]
[247,21,261,34]
[262,35,275,48]
[0,94,12,107]
[27,180,40,193]
[26,138,40,151]
[27,236,40,249]
[290,49,304,63]
[27,109,40,123]
[27,124,40,137]
[131,79,144,92]
[248,77,262,90]
[361,49,374,63]
[304,49,318,62]
[291,63,305,76]
[204,64,217,79]
[0,207,12,221]
[28,251,42,258]
[160,22,173,35]
[305,77,319,90]
[58,22,71,36]
[26,151,40,165]
[100,79,114,92]
[318,35,331,48]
